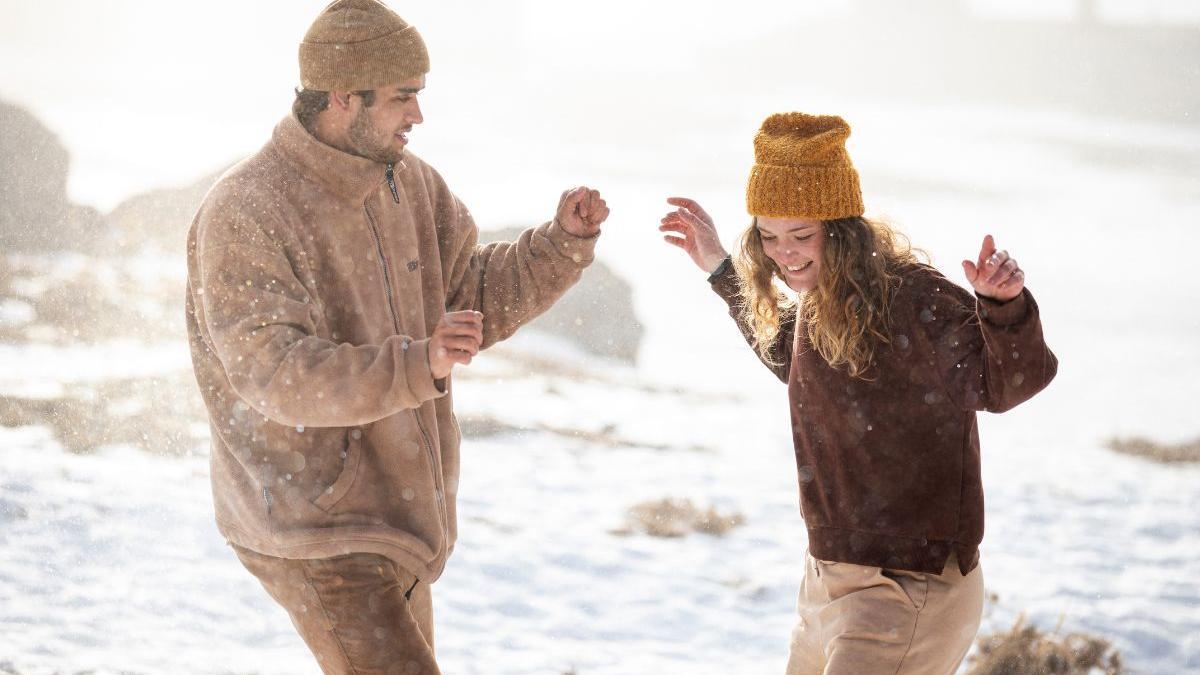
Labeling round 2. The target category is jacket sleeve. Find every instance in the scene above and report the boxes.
[708,260,794,383]
[910,269,1058,413]
[192,205,445,429]
[438,187,598,349]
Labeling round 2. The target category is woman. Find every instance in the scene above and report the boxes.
[659,113,1057,674]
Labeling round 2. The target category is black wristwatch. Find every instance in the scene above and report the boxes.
[706,256,732,283]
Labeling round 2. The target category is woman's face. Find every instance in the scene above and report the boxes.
[755,216,825,292]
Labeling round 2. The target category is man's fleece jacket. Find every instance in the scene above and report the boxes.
[186,114,597,582]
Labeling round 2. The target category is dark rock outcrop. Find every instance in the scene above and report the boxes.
[106,167,228,253]
[0,100,103,251]
[480,226,643,364]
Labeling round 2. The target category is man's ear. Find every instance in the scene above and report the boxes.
[328,90,355,111]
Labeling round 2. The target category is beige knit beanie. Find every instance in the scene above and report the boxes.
[299,0,429,91]
[746,112,864,220]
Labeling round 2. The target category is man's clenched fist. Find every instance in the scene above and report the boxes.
[428,310,483,379]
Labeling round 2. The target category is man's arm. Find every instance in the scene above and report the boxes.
[441,186,605,349]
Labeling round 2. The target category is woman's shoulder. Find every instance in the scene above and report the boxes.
[891,262,976,317]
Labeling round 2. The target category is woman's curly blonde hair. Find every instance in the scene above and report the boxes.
[733,216,923,378]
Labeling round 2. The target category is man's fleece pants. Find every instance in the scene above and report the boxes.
[234,544,439,675]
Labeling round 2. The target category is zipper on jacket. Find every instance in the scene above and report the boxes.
[385,163,400,203]
[363,204,402,331]
[365,191,450,556]
[412,408,450,545]
[263,486,272,516]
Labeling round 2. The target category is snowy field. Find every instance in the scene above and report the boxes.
[3,1,1200,673]
[1,323,1198,674]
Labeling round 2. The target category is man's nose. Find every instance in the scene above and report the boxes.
[408,100,424,125]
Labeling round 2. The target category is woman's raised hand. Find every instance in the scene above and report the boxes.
[660,197,730,274]
[962,234,1025,302]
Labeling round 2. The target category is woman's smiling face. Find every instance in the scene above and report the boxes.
[755,216,825,292]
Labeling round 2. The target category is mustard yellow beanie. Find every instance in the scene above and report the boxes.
[746,112,864,220]
[299,0,429,91]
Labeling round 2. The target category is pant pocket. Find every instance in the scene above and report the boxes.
[881,567,929,610]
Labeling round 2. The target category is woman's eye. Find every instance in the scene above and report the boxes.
[794,234,812,242]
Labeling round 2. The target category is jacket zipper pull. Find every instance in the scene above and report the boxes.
[385,163,400,204]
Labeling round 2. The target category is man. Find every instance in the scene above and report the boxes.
[184,1,608,671]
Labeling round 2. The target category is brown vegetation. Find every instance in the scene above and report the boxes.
[0,373,207,455]
[0,255,11,294]
[1106,435,1200,464]
[612,497,745,538]
[968,614,1124,675]
[31,270,182,344]
[456,413,708,453]
[0,254,184,344]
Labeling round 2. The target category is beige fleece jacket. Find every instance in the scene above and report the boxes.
[185,114,597,582]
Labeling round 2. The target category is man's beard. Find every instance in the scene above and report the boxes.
[346,107,404,164]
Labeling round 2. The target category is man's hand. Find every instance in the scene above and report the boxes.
[428,310,483,379]
[659,197,730,274]
[555,186,609,237]
[963,234,1025,302]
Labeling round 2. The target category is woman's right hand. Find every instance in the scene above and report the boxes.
[660,197,730,275]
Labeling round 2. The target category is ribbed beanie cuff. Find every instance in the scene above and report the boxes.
[746,164,863,220]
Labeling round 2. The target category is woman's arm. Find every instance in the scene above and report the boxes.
[659,197,793,382]
[916,236,1058,412]
[709,260,794,383]
[659,197,729,274]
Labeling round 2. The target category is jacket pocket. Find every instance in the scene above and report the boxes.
[313,429,363,512]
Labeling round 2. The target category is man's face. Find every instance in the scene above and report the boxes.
[345,75,425,164]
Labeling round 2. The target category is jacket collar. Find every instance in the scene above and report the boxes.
[271,113,387,203]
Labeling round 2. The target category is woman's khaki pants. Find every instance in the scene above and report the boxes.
[785,551,984,675]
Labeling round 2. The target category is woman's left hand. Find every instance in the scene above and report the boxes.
[962,234,1024,302]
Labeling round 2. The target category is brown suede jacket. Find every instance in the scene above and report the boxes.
[185,114,597,582]
[711,262,1057,575]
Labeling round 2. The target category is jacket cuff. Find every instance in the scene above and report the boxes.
[708,256,740,301]
[707,256,733,283]
[977,289,1029,327]
[402,337,448,402]
[544,219,599,265]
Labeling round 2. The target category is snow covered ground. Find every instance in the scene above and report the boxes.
[1,319,1198,673]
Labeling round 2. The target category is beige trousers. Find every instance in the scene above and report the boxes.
[233,544,439,675]
[785,551,984,675]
